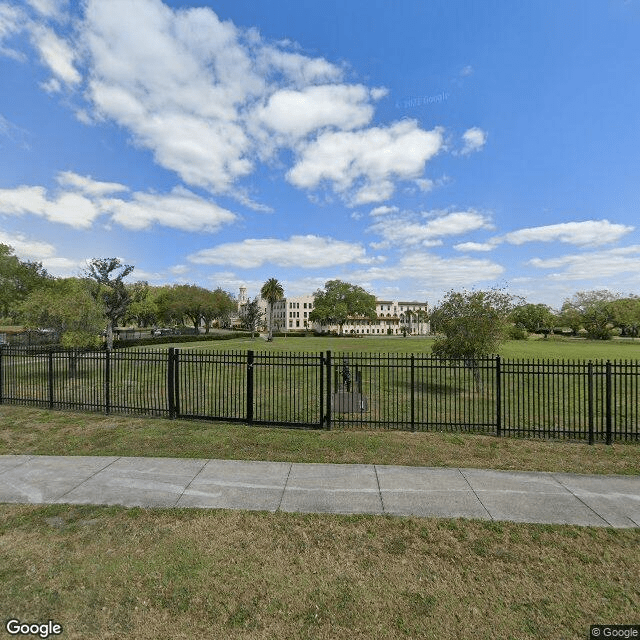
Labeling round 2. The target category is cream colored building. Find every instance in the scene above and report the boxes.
[237,287,430,335]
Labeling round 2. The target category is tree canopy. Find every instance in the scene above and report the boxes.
[0,243,51,319]
[309,279,377,335]
[560,290,619,340]
[18,278,104,349]
[430,288,516,363]
[241,297,264,339]
[85,258,135,349]
[155,284,236,333]
[510,303,556,335]
[260,278,284,340]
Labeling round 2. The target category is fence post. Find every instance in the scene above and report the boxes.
[48,351,54,410]
[495,355,502,437]
[246,350,254,425]
[0,346,3,405]
[410,354,415,432]
[319,351,325,428]
[325,350,332,430]
[105,349,111,415]
[587,361,594,445]
[174,348,181,418]
[168,348,175,419]
[605,360,612,445]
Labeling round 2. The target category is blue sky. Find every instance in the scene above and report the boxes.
[0,0,639,309]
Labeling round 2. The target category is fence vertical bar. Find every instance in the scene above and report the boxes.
[168,348,175,419]
[246,350,254,425]
[48,351,54,410]
[587,360,594,444]
[325,350,332,430]
[0,346,3,405]
[319,351,325,428]
[410,354,415,432]
[606,360,612,445]
[174,348,181,418]
[495,355,502,437]
[105,349,111,415]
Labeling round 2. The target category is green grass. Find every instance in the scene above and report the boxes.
[1,405,638,474]
[128,333,640,360]
[0,504,638,639]
[3,336,640,438]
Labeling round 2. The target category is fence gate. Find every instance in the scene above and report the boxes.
[171,349,325,428]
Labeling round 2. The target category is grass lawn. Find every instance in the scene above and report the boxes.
[130,333,640,361]
[1,503,638,639]
[1,405,639,475]
[2,350,639,639]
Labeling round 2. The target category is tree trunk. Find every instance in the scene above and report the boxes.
[106,322,114,351]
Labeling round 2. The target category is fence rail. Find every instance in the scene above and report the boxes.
[1,346,638,443]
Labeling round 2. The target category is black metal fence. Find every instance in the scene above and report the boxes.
[1,346,638,443]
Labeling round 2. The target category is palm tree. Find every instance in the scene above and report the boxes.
[260,278,284,341]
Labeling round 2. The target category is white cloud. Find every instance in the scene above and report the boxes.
[369,205,399,217]
[0,228,56,259]
[453,219,633,252]
[104,187,237,232]
[31,25,81,87]
[369,209,493,248]
[528,245,640,280]
[188,235,372,269]
[58,0,444,204]
[348,251,505,288]
[0,174,237,232]
[460,127,487,155]
[254,84,375,139]
[56,171,128,196]
[0,3,27,59]
[25,0,68,20]
[0,183,100,229]
[287,120,443,205]
[454,241,498,252]
[503,220,633,247]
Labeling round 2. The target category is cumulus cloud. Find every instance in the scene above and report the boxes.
[453,220,633,252]
[188,235,373,269]
[454,241,498,252]
[369,209,493,248]
[0,0,446,205]
[254,84,376,139]
[460,127,487,155]
[0,228,56,259]
[104,187,237,232]
[287,121,443,205]
[528,245,640,280]
[56,171,128,196]
[0,172,237,232]
[502,220,633,247]
[369,205,399,217]
[348,251,505,288]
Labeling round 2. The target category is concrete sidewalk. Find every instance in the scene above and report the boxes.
[1,455,638,527]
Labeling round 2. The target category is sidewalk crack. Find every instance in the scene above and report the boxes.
[276,463,293,512]
[174,458,209,507]
[374,465,385,514]
[458,468,493,521]
[551,474,613,527]
[56,456,121,502]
